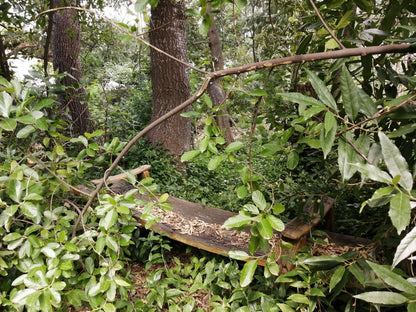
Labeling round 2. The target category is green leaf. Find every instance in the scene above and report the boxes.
[300,255,345,270]
[329,266,345,292]
[106,236,119,252]
[16,125,35,138]
[266,215,285,231]
[0,91,13,117]
[288,293,310,305]
[103,303,116,312]
[258,217,273,239]
[223,214,252,230]
[100,209,118,231]
[208,155,226,170]
[357,88,377,117]
[236,185,248,198]
[338,134,357,180]
[0,117,17,131]
[379,132,413,191]
[11,288,38,305]
[181,150,201,162]
[389,192,411,235]
[306,69,337,111]
[366,261,416,294]
[225,141,245,153]
[228,250,250,260]
[114,275,131,287]
[286,150,299,170]
[240,259,258,287]
[85,257,94,274]
[278,92,326,109]
[252,190,267,210]
[321,112,337,159]
[348,263,365,286]
[354,291,408,305]
[276,303,295,312]
[351,163,392,184]
[340,66,360,121]
[249,89,267,97]
[393,226,416,267]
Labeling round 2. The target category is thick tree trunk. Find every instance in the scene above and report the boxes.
[206,3,234,143]
[147,0,191,156]
[52,0,91,135]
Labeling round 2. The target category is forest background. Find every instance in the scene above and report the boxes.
[0,0,416,311]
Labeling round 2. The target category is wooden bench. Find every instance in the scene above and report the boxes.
[89,165,337,270]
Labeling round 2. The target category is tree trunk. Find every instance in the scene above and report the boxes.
[147,0,191,156]
[206,3,234,144]
[0,37,11,81]
[52,0,91,135]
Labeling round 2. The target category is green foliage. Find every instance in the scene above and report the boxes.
[0,81,167,311]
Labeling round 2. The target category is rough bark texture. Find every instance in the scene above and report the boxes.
[52,0,91,135]
[0,37,11,81]
[147,0,191,156]
[207,3,234,143]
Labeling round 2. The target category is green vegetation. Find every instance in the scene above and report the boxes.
[0,0,416,311]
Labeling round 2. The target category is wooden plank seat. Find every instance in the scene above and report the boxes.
[85,165,340,269]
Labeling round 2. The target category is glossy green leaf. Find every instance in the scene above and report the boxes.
[223,214,252,230]
[389,192,411,235]
[0,91,13,117]
[393,226,416,267]
[287,150,299,170]
[340,66,360,121]
[288,293,310,304]
[348,263,365,286]
[208,155,226,170]
[306,69,337,111]
[106,236,119,252]
[267,215,284,231]
[249,89,267,97]
[379,132,413,191]
[0,117,17,131]
[100,209,118,231]
[330,266,345,292]
[338,133,357,180]
[228,250,250,260]
[351,163,391,184]
[181,150,201,162]
[321,112,337,159]
[16,125,35,138]
[354,291,408,305]
[240,259,258,287]
[276,303,295,312]
[252,190,267,210]
[225,141,245,153]
[258,217,273,239]
[278,92,326,109]
[366,261,416,294]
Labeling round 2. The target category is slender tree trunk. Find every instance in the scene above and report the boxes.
[147,0,191,156]
[207,2,234,143]
[0,37,11,81]
[52,0,91,135]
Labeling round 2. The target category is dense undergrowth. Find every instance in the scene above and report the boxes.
[1,66,416,311]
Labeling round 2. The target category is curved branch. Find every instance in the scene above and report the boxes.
[71,43,414,237]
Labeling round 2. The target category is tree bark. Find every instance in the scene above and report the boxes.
[0,37,11,81]
[206,2,234,143]
[52,0,91,135]
[147,0,191,156]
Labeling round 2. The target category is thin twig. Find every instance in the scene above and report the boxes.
[308,0,345,49]
[29,154,92,197]
[340,134,371,164]
[36,6,207,75]
[337,93,416,136]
